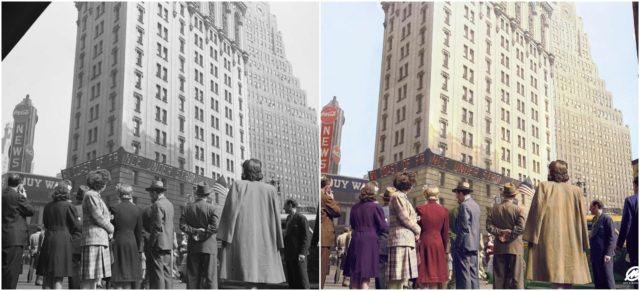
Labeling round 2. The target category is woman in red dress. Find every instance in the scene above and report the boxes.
[415,185,449,289]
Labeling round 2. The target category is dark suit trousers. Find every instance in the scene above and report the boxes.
[285,253,309,289]
[321,247,330,288]
[493,254,523,289]
[375,255,388,289]
[186,252,217,289]
[590,252,615,289]
[149,249,173,289]
[453,249,479,289]
[2,246,24,289]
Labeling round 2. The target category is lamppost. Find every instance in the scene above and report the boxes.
[269,178,281,197]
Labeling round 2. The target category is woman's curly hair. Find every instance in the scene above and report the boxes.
[393,170,416,192]
[359,181,379,202]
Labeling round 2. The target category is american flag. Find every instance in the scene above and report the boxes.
[518,177,535,197]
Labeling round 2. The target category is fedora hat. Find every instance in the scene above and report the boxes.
[502,183,517,197]
[195,183,212,196]
[452,181,473,194]
[145,180,166,192]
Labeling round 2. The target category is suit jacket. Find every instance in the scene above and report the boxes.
[141,206,152,253]
[150,196,174,251]
[179,199,218,254]
[310,211,319,249]
[320,191,341,247]
[388,192,420,248]
[454,197,480,252]
[486,199,525,255]
[2,187,35,248]
[590,213,616,257]
[378,205,390,255]
[616,193,638,253]
[284,212,311,257]
[81,190,113,246]
[110,201,143,253]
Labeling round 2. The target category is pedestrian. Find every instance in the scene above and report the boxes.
[335,228,351,286]
[486,183,525,289]
[523,160,591,288]
[284,199,311,289]
[320,175,341,288]
[589,200,616,289]
[616,176,638,266]
[446,203,458,289]
[387,171,421,289]
[80,169,114,289]
[69,185,88,289]
[374,187,392,290]
[452,181,481,289]
[27,225,44,285]
[416,185,449,289]
[179,182,219,289]
[2,173,35,289]
[109,183,143,289]
[145,180,174,289]
[140,199,154,289]
[217,159,286,286]
[343,181,388,289]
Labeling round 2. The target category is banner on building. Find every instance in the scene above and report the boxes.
[320,106,337,173]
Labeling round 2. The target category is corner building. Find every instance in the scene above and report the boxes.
[373,2,557,211]
[244,2,319,207]
[550,3,633,208]
[64,2,250,215]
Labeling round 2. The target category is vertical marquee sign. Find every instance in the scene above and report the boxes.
[9,95,37,173]
[320,106,337,174]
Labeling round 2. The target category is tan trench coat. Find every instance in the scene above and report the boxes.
[523,181,591,284]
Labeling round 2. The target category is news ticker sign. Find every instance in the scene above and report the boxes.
[320,106,338,173]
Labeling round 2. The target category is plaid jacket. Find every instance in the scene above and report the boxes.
[81,190,113,246]
[388,192,420,247]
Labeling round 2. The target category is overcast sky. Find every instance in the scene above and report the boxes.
[321,2,639,178]
[1,2,319,177]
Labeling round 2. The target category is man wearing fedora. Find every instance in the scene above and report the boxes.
[179,182,219,289]
[452,181,480,289]
[283,199,311,289]
[486,183,525,289]
[146,180,174,289]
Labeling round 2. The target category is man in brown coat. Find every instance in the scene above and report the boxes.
[320,176,341,289]
[486,183,525,289]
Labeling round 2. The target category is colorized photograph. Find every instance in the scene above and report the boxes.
[320,1,638,289]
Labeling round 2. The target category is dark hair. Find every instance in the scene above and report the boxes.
[52,180,72,201]
[285,199,298,208]
[359,181,379,202]
[393,170,416,191]
[241,159,263,181]
[321,175,332,188]
[547,160,570,183]
[86,169,111,191]
[7,173,22,187]
[591,199,604,209]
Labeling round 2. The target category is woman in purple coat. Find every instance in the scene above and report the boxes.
[343,182,388,289]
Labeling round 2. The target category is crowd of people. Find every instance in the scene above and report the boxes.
[2,158,316,289]
[320,160,638,289]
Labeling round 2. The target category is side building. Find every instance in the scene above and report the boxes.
[372,2,557,212]
[244,2,319,207]
[550,2,633,208]
[64,2,250,218]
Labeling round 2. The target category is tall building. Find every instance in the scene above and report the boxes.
[64,2,250,212]
[8,95,38,173]
[2,122,12,173]
[373,2,556,196]
[244,2,319,207]
[320,96,345,175]
[550,3,633,208]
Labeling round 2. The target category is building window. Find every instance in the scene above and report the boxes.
[133,118,141,136]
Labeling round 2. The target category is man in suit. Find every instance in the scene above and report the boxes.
[617,176,638,266]
[589,200,616,289]
[2,173,35,289]
[486,183,525,289]
[452,181,480,289]
[320,175,341,288]
[27,225,44,285]
[179,183,218,289]
[146,180,174,289]
[284,199,311,289]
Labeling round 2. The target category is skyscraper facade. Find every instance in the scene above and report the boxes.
[244,2,319,207]
[550,2,633,208]
[373,2,556,194]
[66,2,249,186]
[320,96,345,175]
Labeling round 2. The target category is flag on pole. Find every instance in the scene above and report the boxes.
[518,177,535,197]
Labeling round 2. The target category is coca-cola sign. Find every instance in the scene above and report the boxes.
[321,106,338,123]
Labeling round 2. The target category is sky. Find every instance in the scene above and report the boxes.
[1,2,319,177]
[321,2,639,178]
